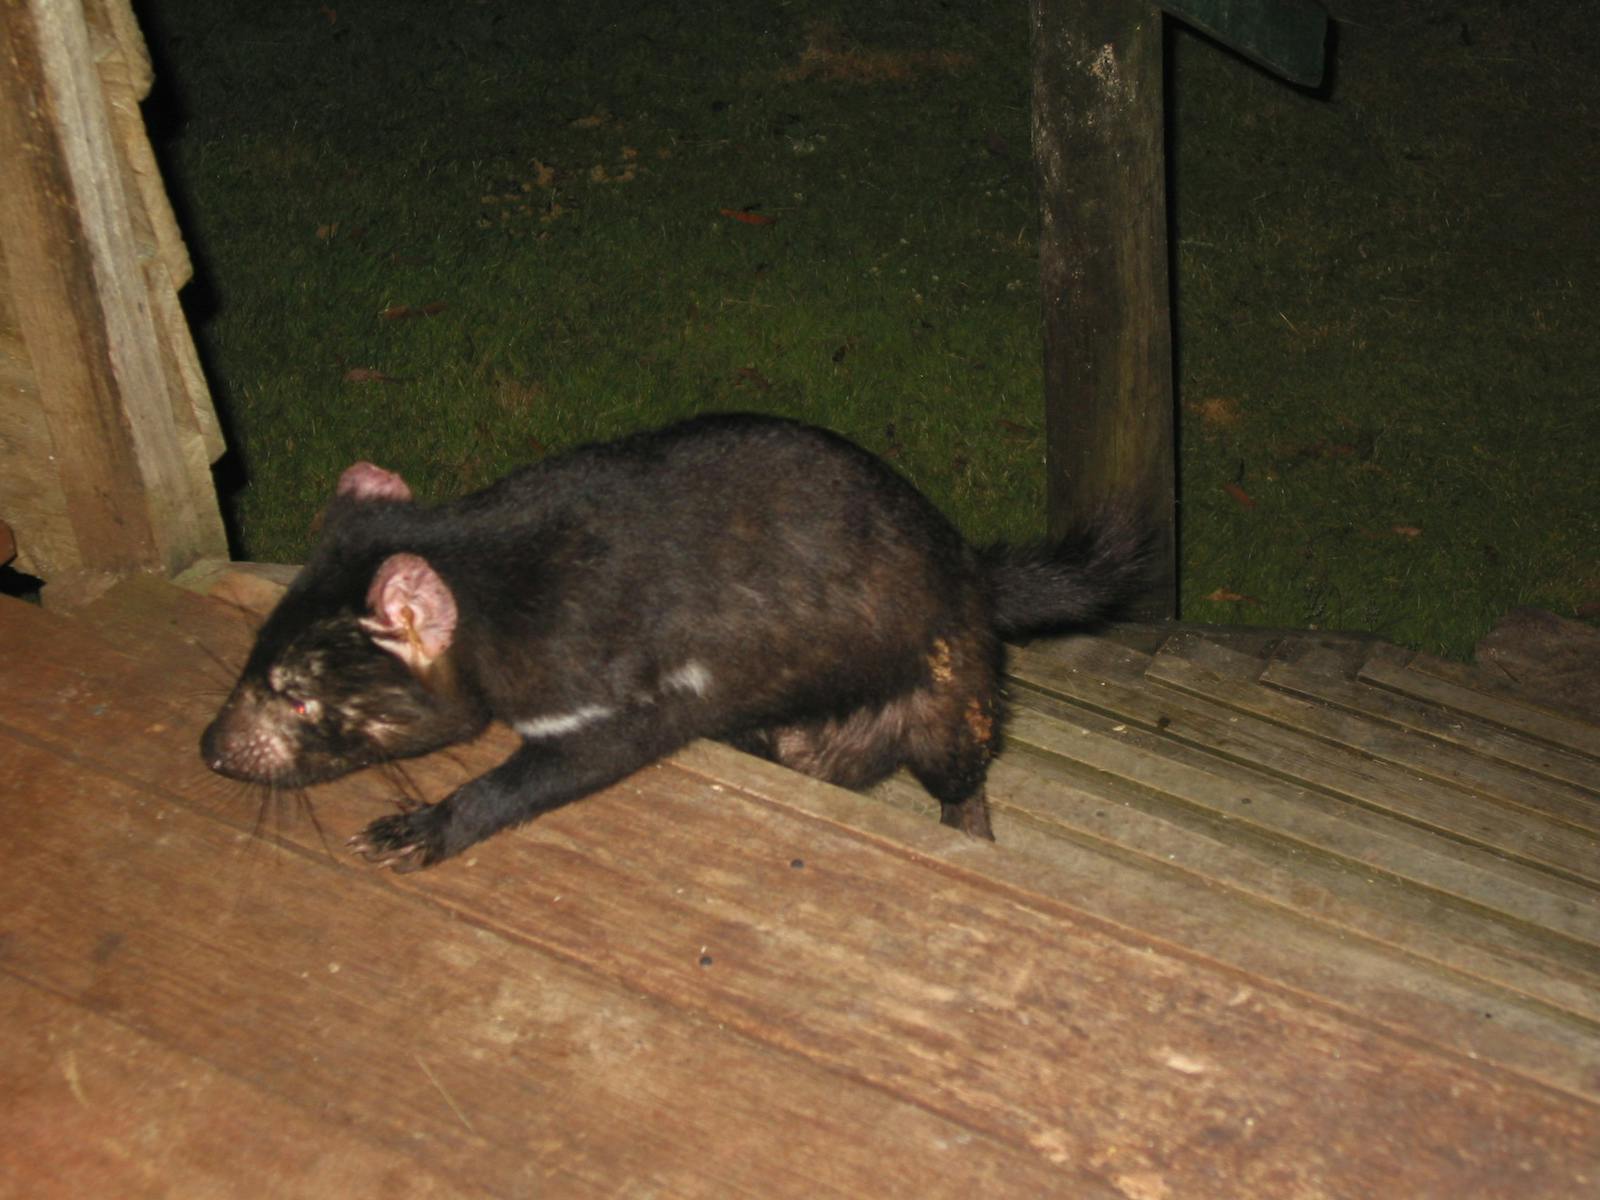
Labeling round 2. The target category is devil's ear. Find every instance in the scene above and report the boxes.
[337,462,413,503]
[360,553,457,670]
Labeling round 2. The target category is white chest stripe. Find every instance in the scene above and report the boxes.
[514,704,615,740]
[663,660,713,697]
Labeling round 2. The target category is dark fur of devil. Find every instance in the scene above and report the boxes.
[201,414,1147,870]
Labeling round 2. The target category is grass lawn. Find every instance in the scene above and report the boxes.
[138,0,1597,658]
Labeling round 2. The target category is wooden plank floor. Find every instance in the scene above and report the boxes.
[2,575,1597,1198]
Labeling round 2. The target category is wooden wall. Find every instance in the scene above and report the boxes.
[0,0,226,605]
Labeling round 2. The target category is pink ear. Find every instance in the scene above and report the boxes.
[337,461,413,503]
[361,553,457,667]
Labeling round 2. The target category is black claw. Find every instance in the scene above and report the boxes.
[349,806,446,871]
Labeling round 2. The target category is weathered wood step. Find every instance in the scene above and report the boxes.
[18,575,1600,1179]
[1264,641,1600,794]
[1147,633,1600,839]
[994,633,1600,1071]
[1008,638,1600,945]
[1360,641,1600,758]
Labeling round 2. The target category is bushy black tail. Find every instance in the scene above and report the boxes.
[979,510,1150,637]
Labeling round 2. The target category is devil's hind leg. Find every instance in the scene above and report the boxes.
[901,628,1002,840]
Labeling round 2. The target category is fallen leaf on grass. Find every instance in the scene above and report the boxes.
[881,421,902,459]
[342,367,408,383]
[735,367,772,391]
[720,208,776,226]
[1189,395,1243,430]
[1203,588,1262,606]
[1287,439,1360,461]
[996,418,1035,439]
[1392,524,1423,539]
[379,302,446,321]
[1222,482,1257,510]
[590,163,637,184]
[492,375,546,414]
[778,20,972,84]
[569,111,614,129]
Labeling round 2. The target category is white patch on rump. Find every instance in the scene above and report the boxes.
[514,705,614,740]
[663,660,713,698]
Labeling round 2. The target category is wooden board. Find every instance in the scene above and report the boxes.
[1000,631,1600,1100]
[1031,0,1176,617]
[0,590,1104,1198]
[1264,641,1600,795]
[1009,639,1600,946]
[0,0,225,597]
[1361,642,1600,760]
[1474,607,1600,723]
[0,976,463,1199]
[2,581,1598,1197]
[1153,632,1600,836]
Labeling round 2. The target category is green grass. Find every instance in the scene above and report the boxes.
[141,0,1597,657]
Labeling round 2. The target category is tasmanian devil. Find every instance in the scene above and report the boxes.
[201,413,1145,869]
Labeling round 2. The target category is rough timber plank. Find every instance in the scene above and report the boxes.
[1007,639,1600,953]
[83,0,222,466]
[0,0,226,586]
[67,580,1600,1094]
[1,750,1109,1200]
[36,576,1600,1109]
[0,324,79,584]
[865,751,1600,1057]
[1146,633,1600,842]
[403,759,1600,1197]
[7,586,1600,1195]
[0,976,459,1200]
[1264,642,1600,794]
[999,747,1598,1012]
[0,640,1098,1197]
[1474,607,1600,723]
[1361,642,1600,760]
[985,700,1600,1011]
[98,577,1600,1093]
[86,0,191,286]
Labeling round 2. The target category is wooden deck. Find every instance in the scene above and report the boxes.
[2,573,1597,1197]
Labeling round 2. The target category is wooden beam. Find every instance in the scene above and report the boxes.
[0,0,224,597]
[1031,0,1177,619]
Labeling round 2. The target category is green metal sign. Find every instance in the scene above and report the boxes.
[1159,0,1328,86]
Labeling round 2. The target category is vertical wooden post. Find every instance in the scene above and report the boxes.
[0,0,226,601]
[1031,0,1176,619]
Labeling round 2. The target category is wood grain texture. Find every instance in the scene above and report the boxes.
[3,582,1599,1197]
[0,976,462,1200]
[0,602,1104,1198]
[1031,0,1176,617]
[1264,641,1600,794]
[1362,643,1600,760]
[1008,639,1600,951]
[0,0,224,595]
[1152,632,1600,836]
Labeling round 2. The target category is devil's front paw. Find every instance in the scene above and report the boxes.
[348,804,449,872]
